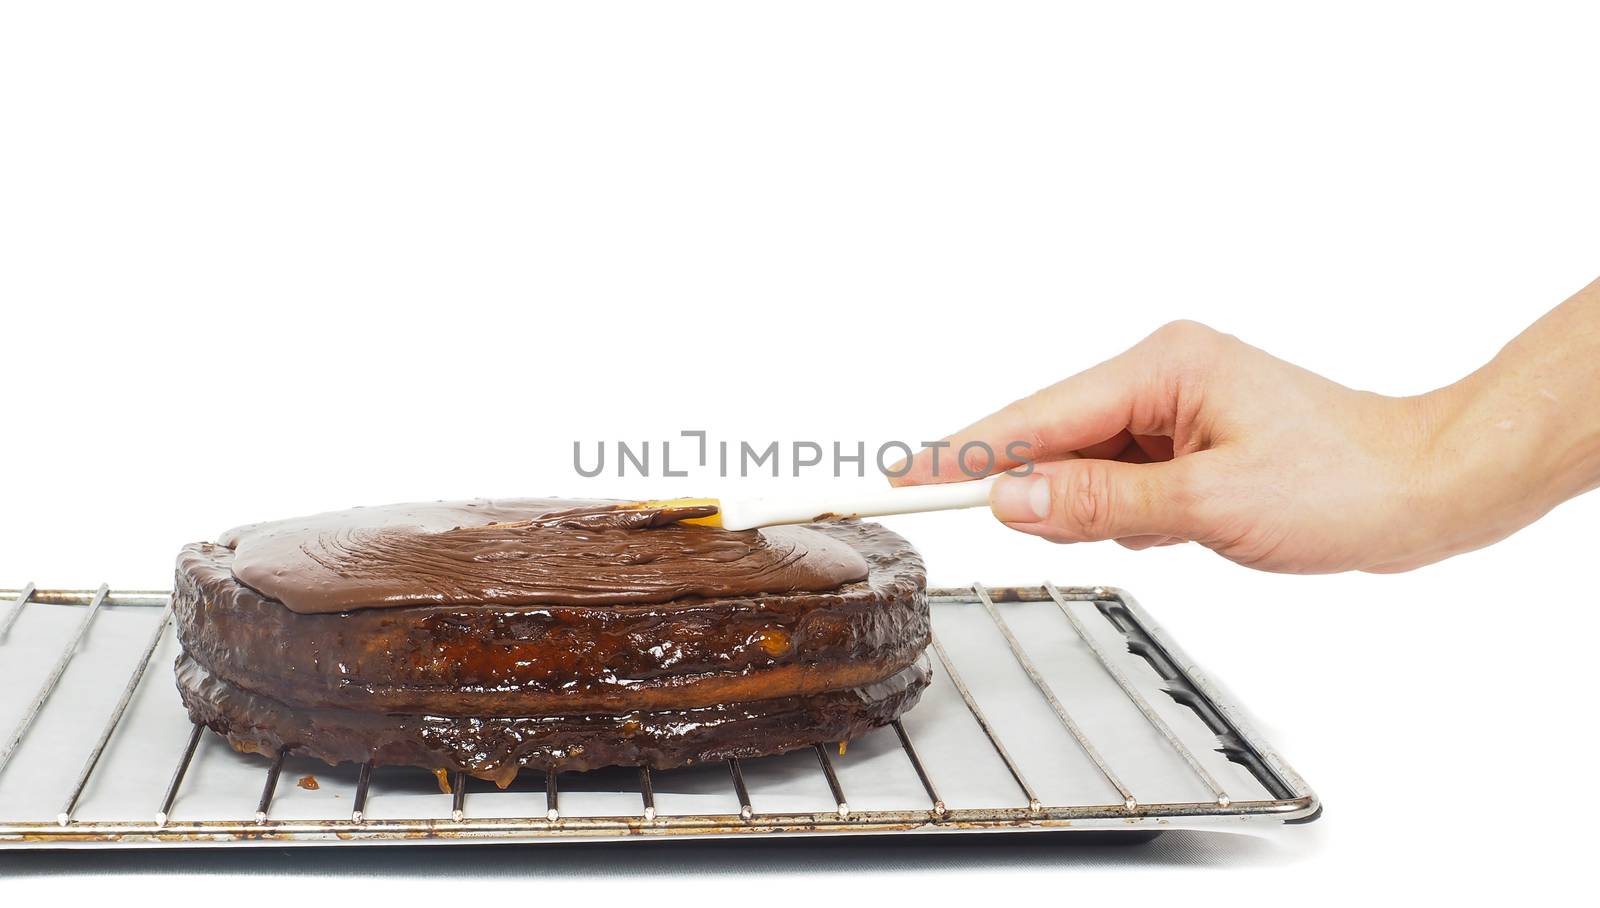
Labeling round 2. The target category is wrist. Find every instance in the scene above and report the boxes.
[1411,362,1579,560]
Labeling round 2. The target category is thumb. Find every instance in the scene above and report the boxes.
[989,459,1199,543]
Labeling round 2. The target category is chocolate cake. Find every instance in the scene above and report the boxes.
[172,499,930,784]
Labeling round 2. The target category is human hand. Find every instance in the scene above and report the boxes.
[891,312,1596,574]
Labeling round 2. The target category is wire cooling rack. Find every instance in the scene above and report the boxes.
[0,583,1317,848]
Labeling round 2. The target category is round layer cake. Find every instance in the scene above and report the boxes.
[173,498,930,784]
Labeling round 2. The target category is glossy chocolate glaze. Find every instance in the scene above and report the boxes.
[174,504,931,777]
[221,498,870,615]
[178,653,931,780]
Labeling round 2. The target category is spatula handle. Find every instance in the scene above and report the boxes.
[720,476,999,530]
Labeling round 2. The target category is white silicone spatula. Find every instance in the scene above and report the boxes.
[635,476,999,531]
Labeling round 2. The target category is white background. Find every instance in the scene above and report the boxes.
[4,0,1598,901]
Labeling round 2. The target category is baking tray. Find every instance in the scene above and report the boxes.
[0,583,1318,848]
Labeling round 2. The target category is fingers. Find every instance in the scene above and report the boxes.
[988,457,1203,543]
[891,321,1217,486]
[891,355,1147,485]
[1077,430,1136,462]
[1130,434,1174,462]
[1116,534,1181,550]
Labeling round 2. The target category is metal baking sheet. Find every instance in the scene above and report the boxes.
[0,583,1317,848]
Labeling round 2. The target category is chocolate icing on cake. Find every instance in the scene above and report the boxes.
[221,498,870,614]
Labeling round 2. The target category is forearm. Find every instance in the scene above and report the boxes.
[1424,277,1600,554]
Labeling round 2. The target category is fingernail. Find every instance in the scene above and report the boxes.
[993,475,1051,522]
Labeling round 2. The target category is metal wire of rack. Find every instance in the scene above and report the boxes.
[0,583,1317,848]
